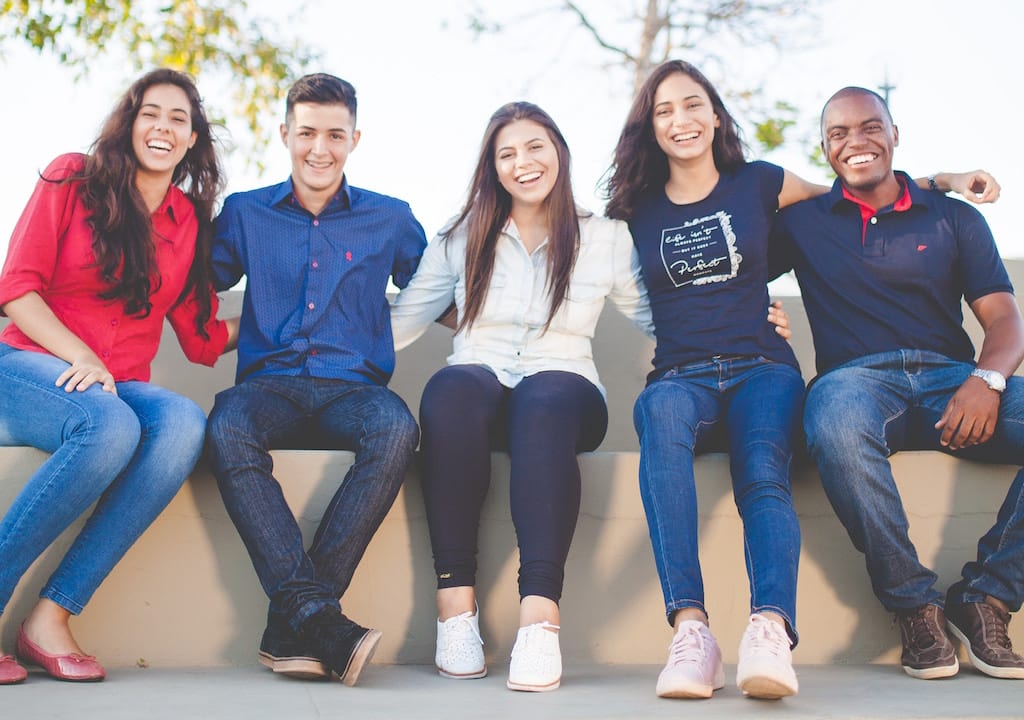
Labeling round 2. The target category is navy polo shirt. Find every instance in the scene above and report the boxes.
[628,160,798,382]
[212,177,427,384]
[771,171,1012,376]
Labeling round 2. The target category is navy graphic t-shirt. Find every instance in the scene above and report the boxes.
[628,160,798,382]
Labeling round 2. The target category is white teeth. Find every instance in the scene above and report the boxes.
[847,153,876,166]
[517,171,542,183]
[148,140,172,152]
[672,132,699,142]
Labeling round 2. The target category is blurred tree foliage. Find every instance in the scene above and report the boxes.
[467,0,819,157]
[0,0,318,165]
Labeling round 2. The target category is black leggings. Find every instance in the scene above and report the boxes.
[419,365,608,602]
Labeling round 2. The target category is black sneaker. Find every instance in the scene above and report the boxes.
[297,606,382,686]
[258,611,329,680]
[946,598,1024,679]
[896,604,959,679]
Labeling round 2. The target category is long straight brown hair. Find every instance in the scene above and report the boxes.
[445,102,582,333]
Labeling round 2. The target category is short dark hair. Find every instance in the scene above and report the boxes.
[285,73,357,124]
[820,86,893,138]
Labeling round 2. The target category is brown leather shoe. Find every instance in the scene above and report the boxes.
[16,625,105,682]
[0,654,28,685]
[946,599,1024,679]
[896,604,958,679]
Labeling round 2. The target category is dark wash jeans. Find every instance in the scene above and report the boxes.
[805,349,1024,612]
[206,375,419,630]
[634,356,805,642]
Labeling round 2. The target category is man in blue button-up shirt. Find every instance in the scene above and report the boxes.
[205,73,426,686]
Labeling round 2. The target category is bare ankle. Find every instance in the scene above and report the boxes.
[437,586,476,621]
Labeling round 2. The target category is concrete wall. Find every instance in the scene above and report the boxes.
[2,261,1023,668]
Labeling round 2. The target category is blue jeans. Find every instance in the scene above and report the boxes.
[206,376,419,629]
[804,349,1024,612]
[634,356,804,641]
[0,344,205,615]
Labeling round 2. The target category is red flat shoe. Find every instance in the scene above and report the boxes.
[16,625,105,682]
[0,654,28,685]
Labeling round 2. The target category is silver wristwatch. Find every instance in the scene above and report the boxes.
[970,368,1007,393]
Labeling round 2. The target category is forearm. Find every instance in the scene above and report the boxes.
[975,315,1024,377]
[1,291,101,365]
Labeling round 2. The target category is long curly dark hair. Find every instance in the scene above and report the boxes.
[604,60,746,221]
[446,101,582,332]
[71,68,224,336]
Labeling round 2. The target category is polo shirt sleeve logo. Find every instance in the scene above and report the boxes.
[659,210,742,288]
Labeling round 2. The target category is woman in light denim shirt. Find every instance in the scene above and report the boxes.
[390,102,659,692]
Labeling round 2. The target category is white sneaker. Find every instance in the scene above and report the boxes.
[435,609,486,679]
[736,614,799,698]
[655,620,725,699]
[507,621,561,692]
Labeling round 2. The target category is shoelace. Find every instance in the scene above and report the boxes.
[668,624,709,665]
[977,603,1013,650]
[511,621,559,656]
[443,611,484,647]
[904,609,940,649]
[744,616,789,657]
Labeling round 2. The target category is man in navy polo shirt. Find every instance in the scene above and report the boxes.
[772,86,1024,681]
[205,73,426,685]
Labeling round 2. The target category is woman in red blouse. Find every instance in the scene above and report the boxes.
[0,69,237,684]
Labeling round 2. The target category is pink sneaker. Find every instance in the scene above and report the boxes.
[736,614,798,698]
[655,620,725,699]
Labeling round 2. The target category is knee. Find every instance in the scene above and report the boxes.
[366,394,419,452]
[421,366,491,427]
[633,383,700,441]
[205,392,260,459]
[803,380,871,455]
[79,397,143,461]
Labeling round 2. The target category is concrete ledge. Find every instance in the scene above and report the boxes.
[1,447,1020,668]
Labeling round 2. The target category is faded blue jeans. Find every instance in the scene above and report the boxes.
[804,349,1024,612]
[634,356,805,642]
[0,343,205,616]
[206,376,419,630]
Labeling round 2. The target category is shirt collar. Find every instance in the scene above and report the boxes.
[272,176,353,213]
[828,170,920,216]
[159,184,193,226]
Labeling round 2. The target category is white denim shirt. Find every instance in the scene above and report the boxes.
[391,213,653,396]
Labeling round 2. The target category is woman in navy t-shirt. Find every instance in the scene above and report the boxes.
[605,60,810,702]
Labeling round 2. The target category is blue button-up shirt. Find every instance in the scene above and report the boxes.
[212,177,427,385]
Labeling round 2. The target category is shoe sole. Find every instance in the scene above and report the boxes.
[437,665,488,679]
[738,676,798,699]
[901,656,959,680]
[506,677,560,692]
[656,684,716,699]
[947,620,1024,679]
[338,628,382,687]
[258,651,330,680]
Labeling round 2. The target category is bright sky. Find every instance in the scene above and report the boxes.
[2,0,1021,273]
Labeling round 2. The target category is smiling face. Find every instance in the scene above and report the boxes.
[493,119,560,212]
[822,90,900,201]
[131,83,197,184]
[651,72,720,166]
[281,101,360,213]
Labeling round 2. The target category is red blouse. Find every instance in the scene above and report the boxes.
[0,153,228,381]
